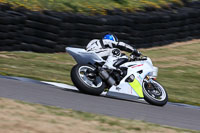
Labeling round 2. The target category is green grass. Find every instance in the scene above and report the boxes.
[1,98,198,133]
[0,0,185,14]
[141,42,200,106]
[14,99,200,133]
[0,52,75,85]
[10,100,200,133]
[0,41,200,106]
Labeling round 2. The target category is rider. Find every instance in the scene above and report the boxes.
[86,33,141,70]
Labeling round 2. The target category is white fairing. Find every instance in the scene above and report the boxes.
[120,59,154,83]
[146,57,158,77]
[66,47,104,65]
[109,57,158,98]
[108,82,139,97]
[147,57,153,65]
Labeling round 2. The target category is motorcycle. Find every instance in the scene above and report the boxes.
[66,47,168,106]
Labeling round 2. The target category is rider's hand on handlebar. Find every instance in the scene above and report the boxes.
[132,49,142,57]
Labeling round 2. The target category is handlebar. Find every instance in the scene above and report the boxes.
[130,55,147,61]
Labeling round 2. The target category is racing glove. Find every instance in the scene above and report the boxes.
[112,48,121,56]
[131,49,141,57]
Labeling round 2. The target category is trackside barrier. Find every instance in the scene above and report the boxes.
[0,2,199,52]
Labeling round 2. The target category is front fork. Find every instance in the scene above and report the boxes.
[144,76,161,97]
[144,76,154,89]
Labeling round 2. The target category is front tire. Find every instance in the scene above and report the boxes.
[143,79,168,106]
[71,64,105,95]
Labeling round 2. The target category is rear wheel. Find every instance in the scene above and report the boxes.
[71,64,105,95]
[143,79,168,106]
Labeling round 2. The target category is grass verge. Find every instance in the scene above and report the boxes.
[0,40,200,106]
[0,0,185,14]
[0,97,198,133]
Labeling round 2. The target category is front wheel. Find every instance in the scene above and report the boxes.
[143,79,168,106]
[71,64,105,95]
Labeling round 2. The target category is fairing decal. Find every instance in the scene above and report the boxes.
[129,79,144,98]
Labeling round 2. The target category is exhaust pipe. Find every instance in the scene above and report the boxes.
[98,68,116,86]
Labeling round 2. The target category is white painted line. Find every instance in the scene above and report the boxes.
[41,81,107,95]
[41,81,78,90]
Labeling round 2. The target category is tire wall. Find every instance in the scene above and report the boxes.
[0,2,199,52]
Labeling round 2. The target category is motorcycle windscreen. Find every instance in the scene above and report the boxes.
[129,79,144,98]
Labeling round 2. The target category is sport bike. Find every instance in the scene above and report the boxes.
[66,47,168,106]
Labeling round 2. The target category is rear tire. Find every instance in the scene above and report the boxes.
[71,64,105,95]
[143,79,168,106]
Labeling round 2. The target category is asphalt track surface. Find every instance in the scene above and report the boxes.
[0,77,200,131]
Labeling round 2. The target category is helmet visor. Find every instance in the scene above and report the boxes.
[103,34,118,42]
